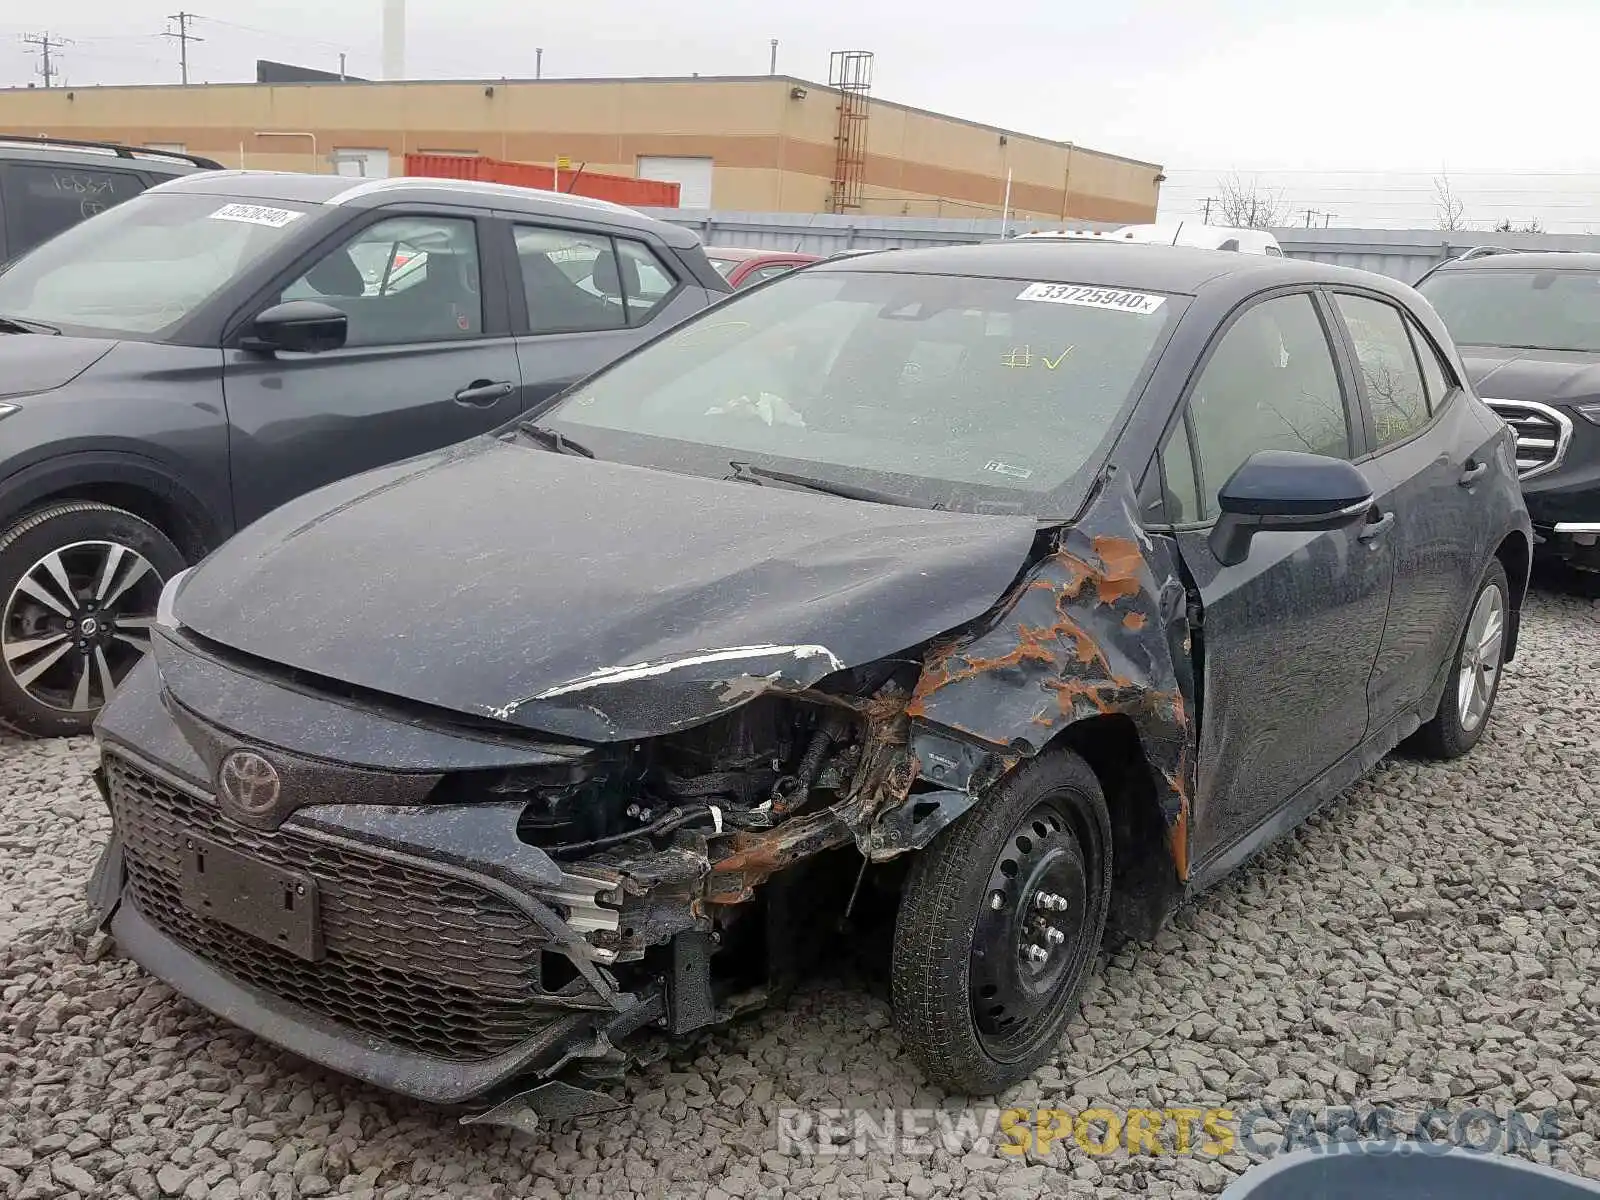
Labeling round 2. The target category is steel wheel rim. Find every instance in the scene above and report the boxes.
[969,795,1094,1063]
[2,539,163,715]
[1456,584,1505,734]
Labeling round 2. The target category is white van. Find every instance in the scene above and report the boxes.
[1018,222,1285,256]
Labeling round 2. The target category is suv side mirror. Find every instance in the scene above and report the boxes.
[1209,449,1373,567]
[245,300,348,355]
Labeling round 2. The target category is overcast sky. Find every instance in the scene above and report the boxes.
[5,0,1600,230]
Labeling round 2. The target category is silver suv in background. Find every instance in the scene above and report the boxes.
[0,170,730,735]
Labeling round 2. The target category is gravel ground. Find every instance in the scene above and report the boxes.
[2,582,1599,1200]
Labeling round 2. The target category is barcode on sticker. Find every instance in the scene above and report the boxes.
[209,203,303,229]
[1017,282,1165,315]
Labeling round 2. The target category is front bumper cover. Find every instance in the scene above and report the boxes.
[89,661,663,1106]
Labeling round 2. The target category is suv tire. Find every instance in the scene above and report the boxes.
[0,502,183,737]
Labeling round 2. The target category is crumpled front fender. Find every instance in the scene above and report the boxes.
[876,477,1197,880]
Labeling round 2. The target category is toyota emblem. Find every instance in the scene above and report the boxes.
[217,750,281,816]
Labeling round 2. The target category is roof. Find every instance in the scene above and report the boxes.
[145,170,702,247]
[818,240,1390,295]
[0,75,1163,173]
[1432,251,1600,272]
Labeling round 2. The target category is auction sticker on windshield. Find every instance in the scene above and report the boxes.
[1017,282,1165,315]
[209,203,303,229]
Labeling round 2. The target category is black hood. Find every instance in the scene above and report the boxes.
[0,333,117,398]
[174,438,1040,742]
[1460,345,1600,408]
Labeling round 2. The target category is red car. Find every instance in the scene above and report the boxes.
[704,246,821,289]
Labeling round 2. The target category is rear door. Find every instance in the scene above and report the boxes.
[1159,290,1394,867]
[505,220,703,411]
[221,207,521,525]
[1326,289,1499,729]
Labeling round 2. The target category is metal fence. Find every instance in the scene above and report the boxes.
[636,209,1600,283]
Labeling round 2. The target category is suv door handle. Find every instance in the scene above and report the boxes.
[453,380,514,407]
[1459,459,1489,487]
[1358,510,1396,543]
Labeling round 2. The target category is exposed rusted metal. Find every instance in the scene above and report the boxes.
[896,482,1196,881]
[702,808,854,904]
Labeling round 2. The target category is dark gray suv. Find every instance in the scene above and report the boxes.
[0,135,221,263]
[0,170,730,735]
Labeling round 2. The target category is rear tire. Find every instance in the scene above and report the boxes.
[0,502,183,737]
[891,749,1111,1095]
[1415,558,1509,760]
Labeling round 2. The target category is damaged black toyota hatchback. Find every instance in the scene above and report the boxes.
[88,242,1532,1124]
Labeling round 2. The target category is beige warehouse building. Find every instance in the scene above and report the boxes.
[0,73,1163,222]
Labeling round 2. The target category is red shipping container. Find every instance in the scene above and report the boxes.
[403,153,680,207]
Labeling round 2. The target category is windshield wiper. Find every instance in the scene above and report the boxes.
[726,460,930,508]
[0,314,60,335]
[517,422,595,458]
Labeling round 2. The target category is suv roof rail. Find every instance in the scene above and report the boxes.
[0,133,224,170]
[1453,245,1519,262]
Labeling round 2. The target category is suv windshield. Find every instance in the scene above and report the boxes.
[1418,267,1600,353]
[0,192,314,337]
[539,269,1181,514]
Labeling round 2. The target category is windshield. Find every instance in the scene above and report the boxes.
[1418,267,1600,353]
[538,269,1182,514]
[0,192,314,337]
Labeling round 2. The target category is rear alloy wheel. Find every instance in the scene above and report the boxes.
[0,503,183,737]
[892,750,1111,1094]
[1415,558,1509,760]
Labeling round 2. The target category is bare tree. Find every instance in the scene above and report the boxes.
[1215,173,1289,229]
[1434,173,1467,231]
[1493,217,1545,234]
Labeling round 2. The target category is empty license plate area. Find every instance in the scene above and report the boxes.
[179,835,323,961]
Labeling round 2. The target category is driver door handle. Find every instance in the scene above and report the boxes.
[1358,510,1396,543]
[1459,459,1489,487]
[453,380,514,408]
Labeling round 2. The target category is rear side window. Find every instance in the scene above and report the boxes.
[616,240,679,325]
[1409,322,1455,411]
[514,225,627,335]
[2,163,145,253]
[1334,294,1430,448]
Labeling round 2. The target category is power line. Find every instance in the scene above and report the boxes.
[162,12,203,85]
[20,31,71,87]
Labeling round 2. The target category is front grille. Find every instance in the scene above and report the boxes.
[1484,398,1573,481]
[107,754,565,1061]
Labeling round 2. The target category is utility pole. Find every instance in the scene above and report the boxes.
[1201,196,1216,223]
[1322,211,1335,228]
[163,12,203,85]
[21,32,70,88]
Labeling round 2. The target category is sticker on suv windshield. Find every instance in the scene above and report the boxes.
[1017,282,1165,314]
[209,203,303,229]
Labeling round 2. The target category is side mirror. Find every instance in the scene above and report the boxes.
[1209,449,1373,567]
[244,300,348,355]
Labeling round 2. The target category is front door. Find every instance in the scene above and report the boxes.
[222,211,521,526]
[1160,291,1395,867]
[1327,290,1501,729]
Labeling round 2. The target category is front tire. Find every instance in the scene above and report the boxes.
[0,502,183,737]
[891,750,1112,1095]
[1415,558,1509,760]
